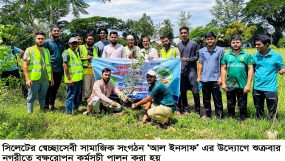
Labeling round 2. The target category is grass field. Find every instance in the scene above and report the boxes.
[0,48,285,140]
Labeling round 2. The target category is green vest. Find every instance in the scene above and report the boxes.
[64,48,83,83]
[160,46,177,58]
[27,46,51,81]
[79,45,98,74]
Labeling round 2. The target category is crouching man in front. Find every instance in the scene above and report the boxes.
[131,70,176,126]
[84,68,132,114]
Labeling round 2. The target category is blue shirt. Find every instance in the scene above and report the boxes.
[198,46,224,82]
[148,81,176,112]
[6,46,23,71]
[94,40,110,57]
[252,49,284,92]
[43,38,65,72]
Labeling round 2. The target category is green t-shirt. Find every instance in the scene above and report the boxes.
[221,49,254,89]
[148,81,176,112]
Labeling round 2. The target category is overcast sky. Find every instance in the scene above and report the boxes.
[62,0,216,36]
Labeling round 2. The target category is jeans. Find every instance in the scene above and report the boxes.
[65,81,81,114]
[253,89,278,121]
[27,82,49,113]
[45,72,63,107]
[202,81,223,118]
[226,88,247,119]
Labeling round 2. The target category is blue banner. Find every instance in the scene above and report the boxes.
[92,58,181,101]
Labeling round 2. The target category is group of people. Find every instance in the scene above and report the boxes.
[2,25,285,127]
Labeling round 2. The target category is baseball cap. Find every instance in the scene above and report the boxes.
[68,37,78,43]
[146,70,157,77]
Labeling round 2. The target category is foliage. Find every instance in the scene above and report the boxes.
[66,16,125,40]
[132,13,155,37]
[177,11,192,29]
[210,0,245,26]
[225,21,257,42]
[278,37,285,48]
[243,0,285,46]
[159,19,174,40]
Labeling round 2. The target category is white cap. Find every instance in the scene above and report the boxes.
[146,70,157,77]
[68,37,78,43]
[127,35,134,40]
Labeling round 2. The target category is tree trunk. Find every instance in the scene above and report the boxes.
[272,27,283,47]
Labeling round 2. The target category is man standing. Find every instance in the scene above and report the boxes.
[85,68,132,114]
[160,35,180,58]
[140,35,158,61]
[131,70,175,126]
[62,37,83,114]
[23,32,54,113]
[197,32,224,118]
[252,35,285,121]
[1,38,24,81]
[95,28,110,57]
[44,26,65,110]
[221,36,254,120]
[102,31,125,58]
[124,35,140,59]
[177,26,200,115]
[79,34,99,105]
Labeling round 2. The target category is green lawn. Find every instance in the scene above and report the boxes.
[0,48,285,140]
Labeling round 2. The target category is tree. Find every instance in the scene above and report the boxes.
[177,11,192,29]
[225,21,257,42]
[210,0,245,26]
[243,0,285,46]
[66,16,124,40]
[132,13,155,38]
[159,19,174,39]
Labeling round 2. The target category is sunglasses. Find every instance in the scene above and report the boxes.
[100,32,106,34]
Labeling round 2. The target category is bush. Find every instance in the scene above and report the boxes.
[278,37,285,48]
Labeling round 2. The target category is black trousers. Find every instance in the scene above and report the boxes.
[226,88,247,119]
[202,81,223,118]
[45,72,63,107]
[253,89,278,121]
[178,74,200,114]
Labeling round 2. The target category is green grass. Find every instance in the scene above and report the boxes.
[0,48,285,140]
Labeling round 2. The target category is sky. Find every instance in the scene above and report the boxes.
[62,0,216,36]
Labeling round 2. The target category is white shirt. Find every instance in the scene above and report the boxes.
[102,44,125,58]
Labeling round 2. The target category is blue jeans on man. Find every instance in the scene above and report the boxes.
[27,82,49,113]
[65,81,81,114]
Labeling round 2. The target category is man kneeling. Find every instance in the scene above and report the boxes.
[131,70,176,125]
[84,68,132,114]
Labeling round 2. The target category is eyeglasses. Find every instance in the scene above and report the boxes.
[100,32,106,34]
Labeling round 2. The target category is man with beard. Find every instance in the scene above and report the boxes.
[124,35,140,59]
[197,32,224,119]
[23,32,54,113]
[95,28,110,57]
[44,26,65,110]
[140,35,158,61]
[79,34,99,105]
[62,37,83,115]
[221,35,254,120]
[177,26,200,115]
[101,31,125,58]
[84,68,132,114]
[160,35,180,58]
[252,35,285,121]
[131,70,175,126]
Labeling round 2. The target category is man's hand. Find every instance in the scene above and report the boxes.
[111,101,118,107]
[50,79,54,86]
[222,83,228,92]
[87,55,92,60]
[126,97,133,103]
[68,79,73,87]
[217,78,222,86]
[147,54,154,60]
[243,85,251,93]
[26,79,32,87]
[180,57,188,62]
[131,103,136,109]
[196,77,201,82]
